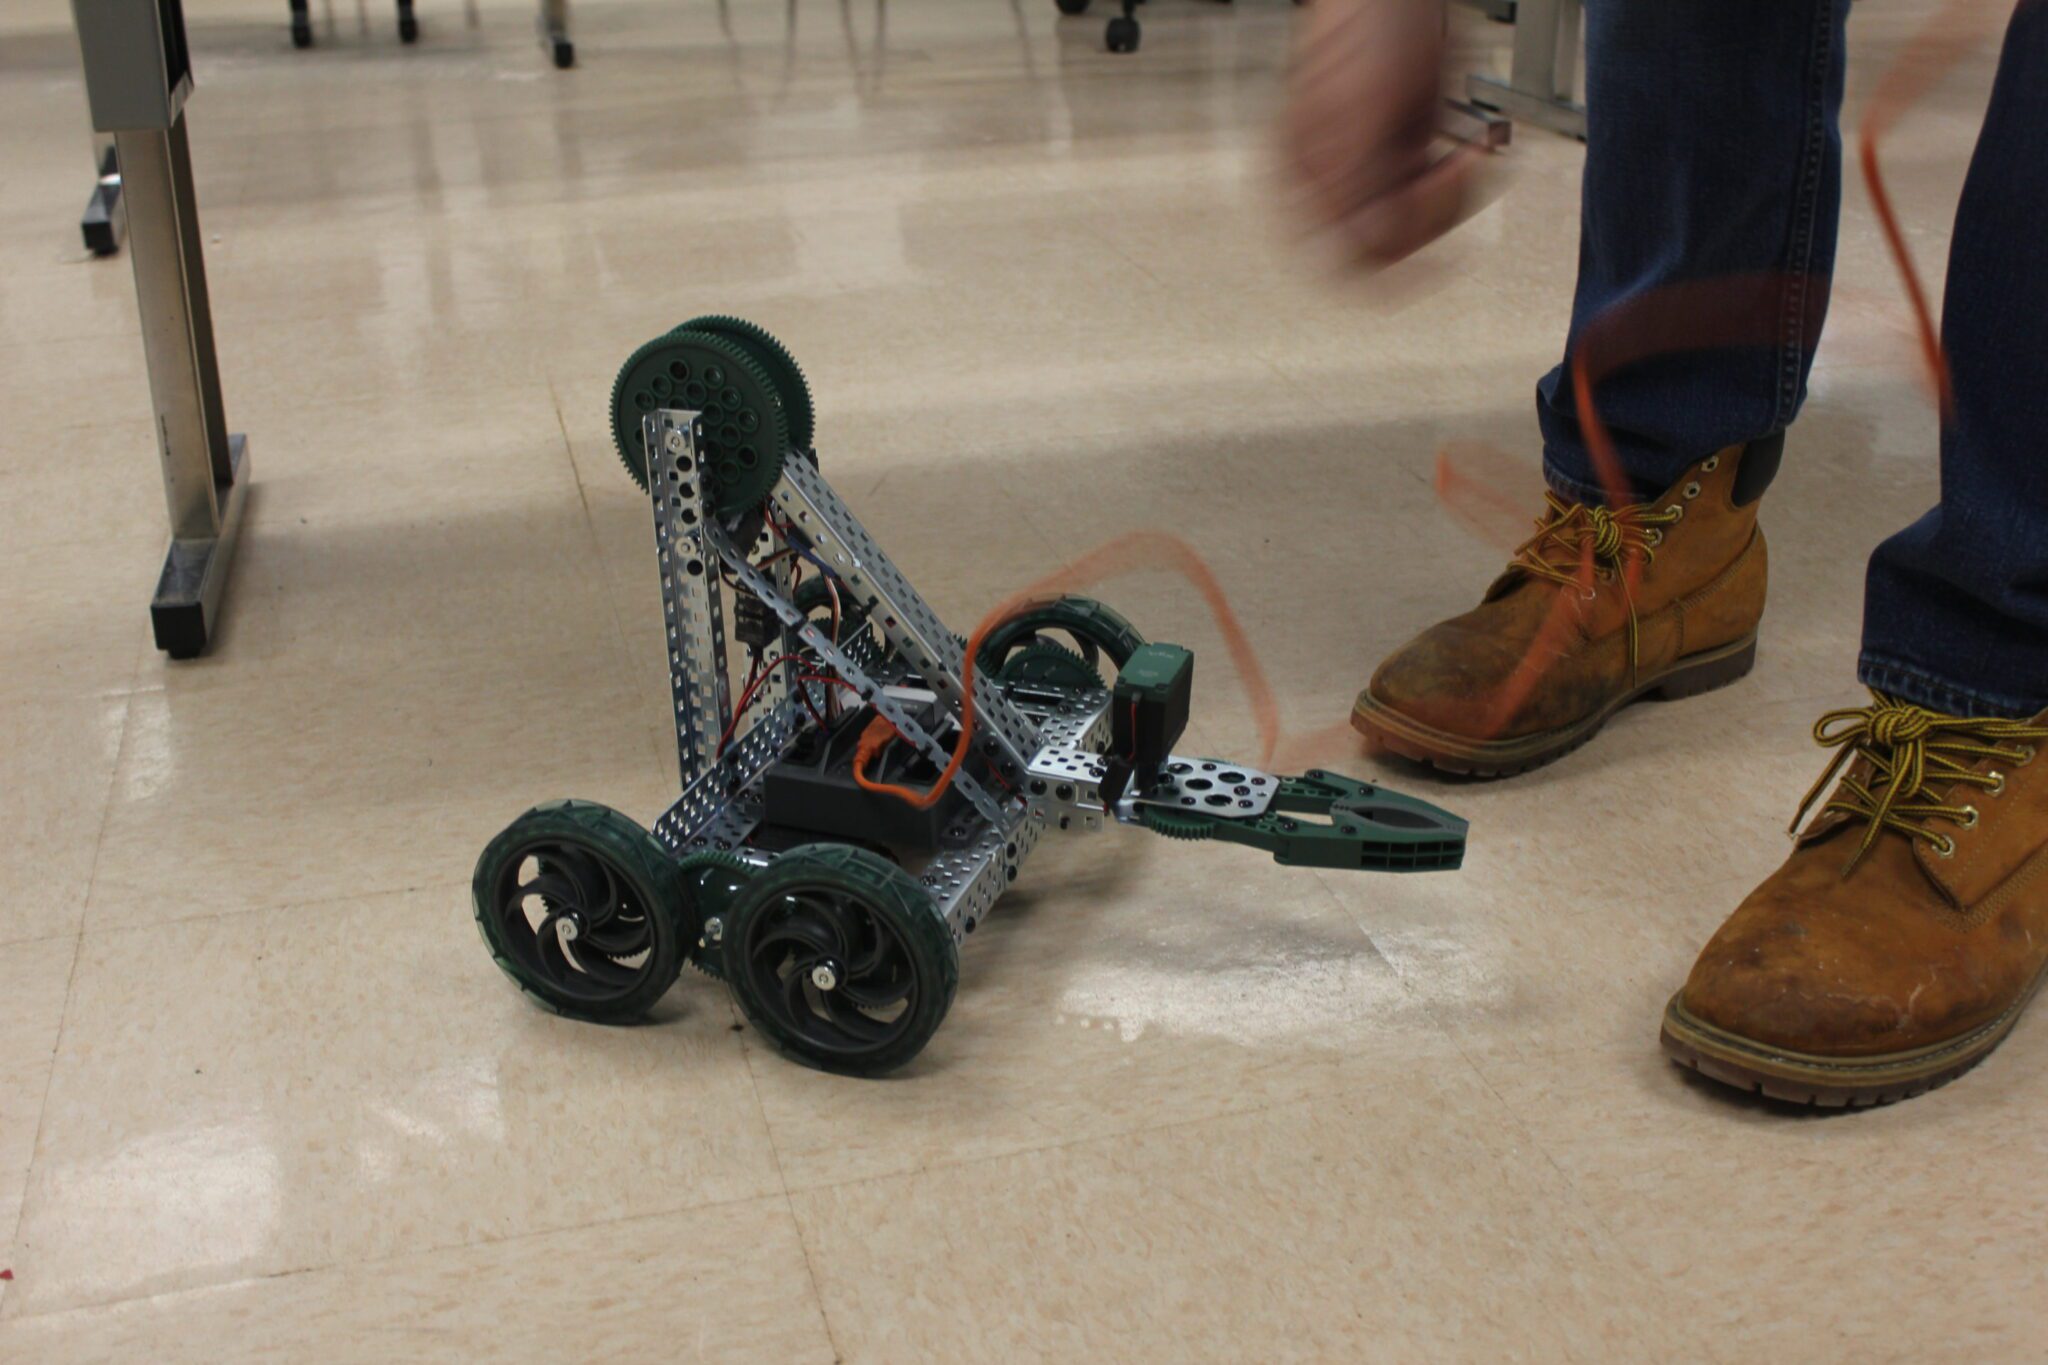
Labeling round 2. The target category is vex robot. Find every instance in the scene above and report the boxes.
[473,318,1466,1075]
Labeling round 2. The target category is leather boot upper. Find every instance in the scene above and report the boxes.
[1680,696,2048,1057]
[1366,442,1769,742]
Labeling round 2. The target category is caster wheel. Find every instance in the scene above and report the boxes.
[723,845,958,1077]
[1105,16,1140,51]
[1056,0,1091,13]
[399,16,419,42]
[552,37,575,68]
[473,800,687,1022]
[291,20,313,48]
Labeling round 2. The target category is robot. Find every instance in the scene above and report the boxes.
[472,317,1467,1076]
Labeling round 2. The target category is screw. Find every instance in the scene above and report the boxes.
[704,916,724,944]
[810,962,840,991]
[665,430,686,454]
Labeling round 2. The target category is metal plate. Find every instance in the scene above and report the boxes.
[1131,758,1280,818]
[922,813,1043,942]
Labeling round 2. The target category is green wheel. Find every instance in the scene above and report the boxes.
[473,800,686,1022]
[610,329,790,509]
[674,315,815,452]
[976,595,1146,684]
[723,844,957,1076]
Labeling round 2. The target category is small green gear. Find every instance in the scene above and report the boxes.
[610,329,790,510]
[675,315,815,452]
[1138,806,1215,842]
[995,639,1099,690]
[677,848,755,981]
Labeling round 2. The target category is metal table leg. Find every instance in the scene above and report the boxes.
[1467,0,1586,141]
[542,0,573,67]
[115,117,252,658]
[80,140,123,257]
[75,0,251,660]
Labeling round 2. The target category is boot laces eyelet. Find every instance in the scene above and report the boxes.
[1683,481,1703,499]
[1666,504,1684,521]
[1959,805,1980,830]
[1701,455,1721,472]
[1932,834,1957,858]
[1987,771,2006,797]
[2019,745,2038,767]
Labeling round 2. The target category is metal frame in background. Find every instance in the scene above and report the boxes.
[284,0,574,67]
[72,0,251,659]
[1460,0,1585,141]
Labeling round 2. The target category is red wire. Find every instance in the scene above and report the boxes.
[716,653,811,754]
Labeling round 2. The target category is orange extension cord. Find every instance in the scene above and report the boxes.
[856,6,1994,805]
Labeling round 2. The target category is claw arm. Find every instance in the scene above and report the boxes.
[1140,768,1467,872]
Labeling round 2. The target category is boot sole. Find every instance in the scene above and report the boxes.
[1659,960,2048,1107]
[1351,632,1758,778]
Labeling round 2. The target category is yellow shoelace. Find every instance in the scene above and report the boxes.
[1510,494,1684,685]
[1791,691,2046,871]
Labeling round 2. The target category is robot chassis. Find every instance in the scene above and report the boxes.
[473,317,1467,1076]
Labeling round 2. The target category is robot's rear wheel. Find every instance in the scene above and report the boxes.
[1056,0,1092,12]
[1106,15,1140,51]
[473,801,688,1022]
[723,845,957,1076]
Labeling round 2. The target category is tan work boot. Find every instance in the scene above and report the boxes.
[1353,437,1775,775]
[1663,694,2048,1106]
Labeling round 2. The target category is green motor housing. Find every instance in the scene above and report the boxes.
[1108,643,1194,798]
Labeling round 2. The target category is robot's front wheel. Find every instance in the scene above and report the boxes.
[473,801,688,1022]
[1105,16,1140,51]
[1056,0,1092,13]
[723,845,957,1077]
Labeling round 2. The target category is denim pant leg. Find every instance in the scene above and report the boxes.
[1536,0,1852,505]
[1859,0,2048,719]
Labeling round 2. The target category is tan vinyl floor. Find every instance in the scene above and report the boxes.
[0,0,2034,1358]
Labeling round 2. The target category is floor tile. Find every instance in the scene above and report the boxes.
[0,694,127,946]
[0,1195,835,1364]
[0,936,77,1315]
[789,1061,1717,1362]
[6,887,781,1318]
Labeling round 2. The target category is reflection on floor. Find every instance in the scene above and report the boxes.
[0,0,2032,1358]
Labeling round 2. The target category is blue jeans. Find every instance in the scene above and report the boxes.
[1537,0,2048,719]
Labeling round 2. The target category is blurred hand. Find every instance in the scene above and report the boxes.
[1281,0,1476,267]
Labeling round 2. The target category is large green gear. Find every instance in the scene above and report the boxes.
[674,315,815,452]
[995,639,1099,690]
[610,329,790,511]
